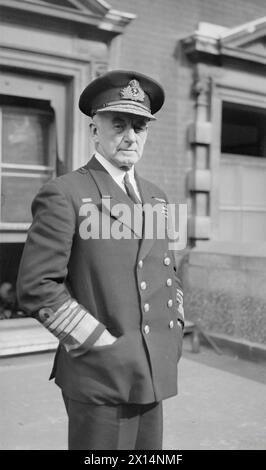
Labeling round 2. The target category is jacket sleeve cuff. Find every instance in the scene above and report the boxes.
[38,299,106,355]
[66,323,106,357]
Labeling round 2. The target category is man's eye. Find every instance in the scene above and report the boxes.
[114,123,125,130]
[134,125,147,133]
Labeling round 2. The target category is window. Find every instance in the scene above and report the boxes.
[219,102,266,242]
[0,97,56,231]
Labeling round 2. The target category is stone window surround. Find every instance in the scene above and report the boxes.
[182,18,266,255]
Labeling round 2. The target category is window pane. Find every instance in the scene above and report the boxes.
[1,175,51,223]
[2,107,52,166]
[221,102,266,157]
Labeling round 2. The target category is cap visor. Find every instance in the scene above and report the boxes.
[95,103,156,120]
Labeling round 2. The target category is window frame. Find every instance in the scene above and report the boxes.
[0,69,75,243]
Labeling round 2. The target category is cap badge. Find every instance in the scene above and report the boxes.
[120,79,145,102]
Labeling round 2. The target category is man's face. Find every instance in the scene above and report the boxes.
[90,112,149,170]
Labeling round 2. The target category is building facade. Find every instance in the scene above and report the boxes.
[1,0,266,353]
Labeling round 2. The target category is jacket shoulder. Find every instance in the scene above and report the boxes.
[38,164,95,198]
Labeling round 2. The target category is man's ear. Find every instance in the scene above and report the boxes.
[90,122,98,137]
[89,122,98,142]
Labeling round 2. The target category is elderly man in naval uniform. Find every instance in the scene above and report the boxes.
[17,70,184,450]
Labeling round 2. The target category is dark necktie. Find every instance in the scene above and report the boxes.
[123,172,141,204]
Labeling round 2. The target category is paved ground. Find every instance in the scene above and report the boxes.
[0,337,265,450]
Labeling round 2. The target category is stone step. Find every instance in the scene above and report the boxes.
[0,318,58,357]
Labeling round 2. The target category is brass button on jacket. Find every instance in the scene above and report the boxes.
[144,325,150,334]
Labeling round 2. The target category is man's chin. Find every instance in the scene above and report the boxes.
[113,153,139,168]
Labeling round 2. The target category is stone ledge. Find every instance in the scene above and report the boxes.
[199,331,266,363]
[0,318,58,357]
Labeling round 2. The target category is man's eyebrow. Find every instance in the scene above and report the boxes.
[134,119,149,126]
[112,116,127,124]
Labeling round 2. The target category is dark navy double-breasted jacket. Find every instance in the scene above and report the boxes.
[17,156,184,405]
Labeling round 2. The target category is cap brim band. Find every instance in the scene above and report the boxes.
[94,103,156,120]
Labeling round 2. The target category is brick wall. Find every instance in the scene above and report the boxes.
[110,0,266,203]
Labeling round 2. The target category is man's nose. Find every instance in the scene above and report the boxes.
[124,126,137,143]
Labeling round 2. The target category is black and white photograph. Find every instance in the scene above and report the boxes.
[0,0,265,457]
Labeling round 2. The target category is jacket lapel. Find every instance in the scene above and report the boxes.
[136,174,167,261]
